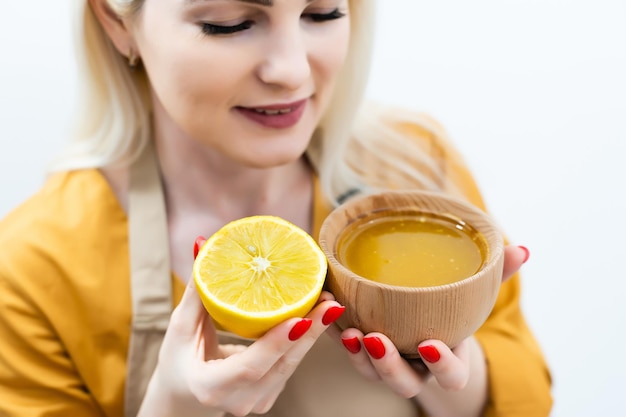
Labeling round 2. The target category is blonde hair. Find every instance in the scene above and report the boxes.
[54,0,450,205]
[49,0,149,171]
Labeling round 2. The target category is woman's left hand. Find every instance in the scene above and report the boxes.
[336,328,474,398]
[330,244,529,401]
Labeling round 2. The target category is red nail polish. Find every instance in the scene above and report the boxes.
[518,245,530,264]
[288,319,312,341]
[341,337,361,354]
[418,345,441,363]
[363,336,385,359]
[322,306,346,325]
[193,236,206,260]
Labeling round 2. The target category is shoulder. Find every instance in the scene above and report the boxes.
[0,170,132,409]
[0,169,125,241]
[348,102,456,189]
[0,169,128,290]
[349,102,487,209]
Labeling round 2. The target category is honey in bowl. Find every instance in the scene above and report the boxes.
[320,190,505,354]
[337,210,488,287]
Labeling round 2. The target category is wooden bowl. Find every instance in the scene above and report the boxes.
[319,190,504,357]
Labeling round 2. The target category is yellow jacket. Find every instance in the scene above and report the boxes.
[0,121,552,416]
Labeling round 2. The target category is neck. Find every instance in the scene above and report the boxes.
[157,138,310,218]
[150,108,315,281]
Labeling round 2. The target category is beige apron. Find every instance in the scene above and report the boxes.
[125,140,172,417]
[124,142,420,417]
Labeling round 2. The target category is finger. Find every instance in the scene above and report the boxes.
[234,300,344,404]
[361,332,424,398]
[198,311,221,360]
[168,272,209,342]
[262,300,344,378]
[189,318,313,412]
[502,245,530,282]
[169,235,209,333]
[417,339,469,391]
[191,313,319,397]
[231,299,340,380]
[404,357,432,379]
[339,328,380,381]
[220,343,248,357]
[317,290,336,303]
[193,236,207,260]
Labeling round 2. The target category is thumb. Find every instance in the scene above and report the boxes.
[168,237,208,341]
[188,236,221,359]
[168,272,208,342]
[502,245,530,282]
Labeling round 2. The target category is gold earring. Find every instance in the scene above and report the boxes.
[128,50,139,68]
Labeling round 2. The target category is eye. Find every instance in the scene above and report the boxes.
[201,20,253,35]
[303,8,346,23]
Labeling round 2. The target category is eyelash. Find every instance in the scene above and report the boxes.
[304,8,346,23]
[202,20,253,35]
[201,8,346,36]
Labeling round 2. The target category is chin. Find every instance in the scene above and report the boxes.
[244,151,306,169]
[239,133,313,168]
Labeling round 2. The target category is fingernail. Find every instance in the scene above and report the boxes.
[363,336,385,359]
[322,306,346,325]
[418,345,441,363]
[288,319,312,341]
[193,236,206,260]
[518,245,530,264]
[341,337,361,354]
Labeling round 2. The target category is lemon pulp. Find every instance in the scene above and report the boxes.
[193,215,327,338]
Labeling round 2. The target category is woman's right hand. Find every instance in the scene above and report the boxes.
[138,271,344,417]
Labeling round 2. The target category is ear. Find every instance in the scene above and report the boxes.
[88,0,136,58]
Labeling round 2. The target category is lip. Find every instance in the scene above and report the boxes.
[235,99,308,129]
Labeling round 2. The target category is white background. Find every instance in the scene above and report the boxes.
[1,1,625,416]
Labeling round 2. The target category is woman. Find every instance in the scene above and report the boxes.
[0,0,552,416]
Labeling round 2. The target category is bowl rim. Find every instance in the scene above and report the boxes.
[318,189,505,293]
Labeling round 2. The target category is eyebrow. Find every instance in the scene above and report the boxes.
[183,0,317,8]
[185,0,274,5]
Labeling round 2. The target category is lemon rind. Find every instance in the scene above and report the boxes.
[192,215,327,319]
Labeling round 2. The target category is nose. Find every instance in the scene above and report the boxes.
[257,27,311,90]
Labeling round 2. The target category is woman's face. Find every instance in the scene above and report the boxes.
[128,0,351,168]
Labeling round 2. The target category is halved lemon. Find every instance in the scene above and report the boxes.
[193,215,327,339]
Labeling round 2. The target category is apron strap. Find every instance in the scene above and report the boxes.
[125,140,172,417]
